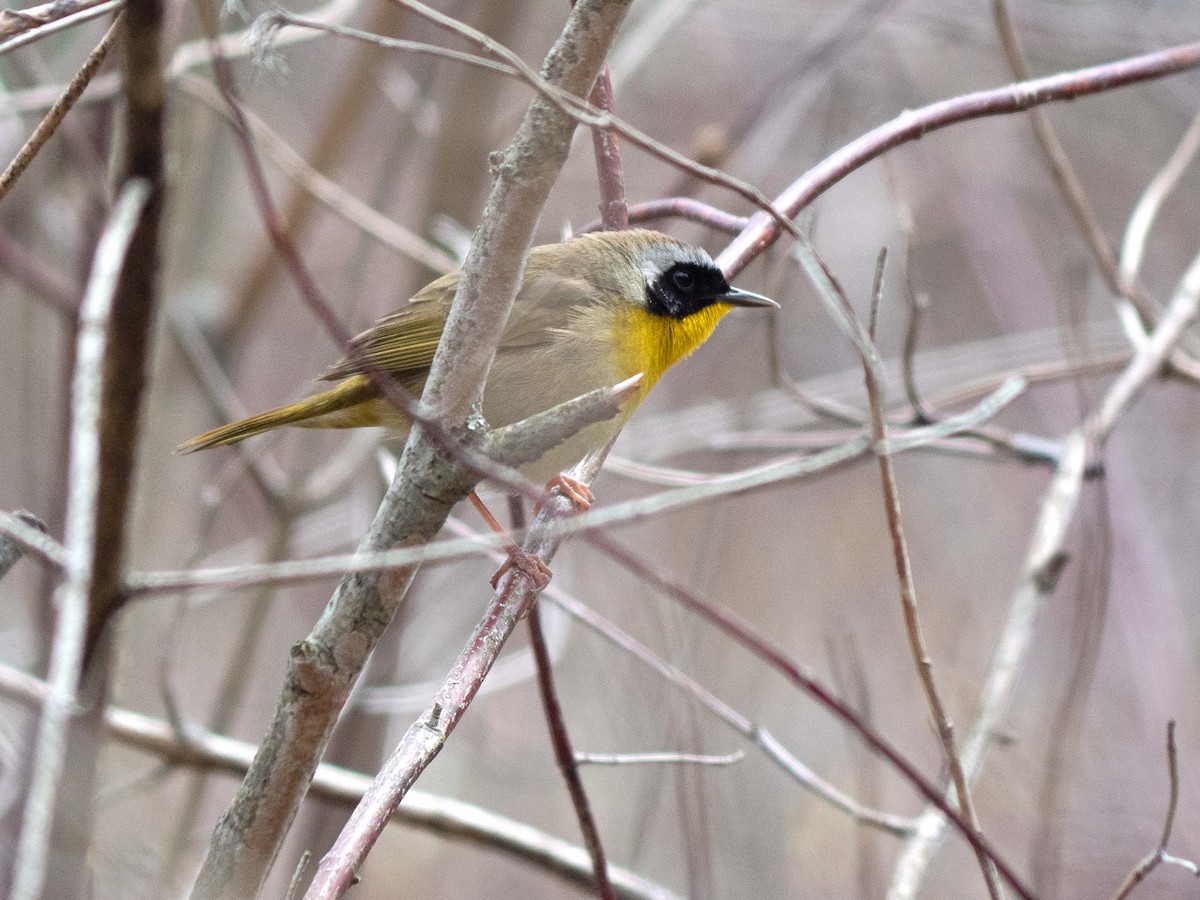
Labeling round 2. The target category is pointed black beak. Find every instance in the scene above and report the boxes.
[720,286,779,308]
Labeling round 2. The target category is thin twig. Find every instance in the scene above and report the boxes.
[587,62,627,231]
[529,604,615,899]
[10,180,150,900]
[0,662,679,900]
[0,0,114,37]
[719,39,1200,277]
[0,14,123,204]
[797,241,1004,900]
[574,751,746,767]
[441,515,917,837]
[284,852,312,900]
[590,533,1035,900]
[888,249,1200,900]
[0,0,121,56]
[176,74,458,276]
[128,437,867,597]
[1111,722,1197,899]
[1120,112,1200,284]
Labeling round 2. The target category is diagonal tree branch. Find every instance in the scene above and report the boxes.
[189,3,633,898]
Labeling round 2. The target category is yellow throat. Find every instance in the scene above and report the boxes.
[615,302,731,398]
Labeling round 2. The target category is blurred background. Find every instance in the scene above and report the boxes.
[2,0,1200,897]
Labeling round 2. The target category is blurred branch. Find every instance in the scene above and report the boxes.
[589,533,1035,900]
[719,39,1200,277]
[575,751,745,767]
[1120,112,1200,285]
[991,1,1148,316]
[0,230,80,315]
[0,0,114,37]
[177,75,457,277]
[0,662,679,900]
[990,0,1200,381]
[0,511,48,581]
[0,14,122,204]
[888,247,1200,900]
[2,0,356,114]
[796,243,1003,900]
[11,180,151,900]
[1112,722,1197,898]
[0,509,66,570]
[0,0,120,56]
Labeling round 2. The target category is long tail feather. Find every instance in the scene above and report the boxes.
[177,376,378,453]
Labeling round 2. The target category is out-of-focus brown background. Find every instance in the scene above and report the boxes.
[2,0,1200,897]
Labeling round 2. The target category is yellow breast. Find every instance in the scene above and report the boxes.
[613,302,732,400]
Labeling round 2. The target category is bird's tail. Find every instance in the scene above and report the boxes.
[177,375,379,453]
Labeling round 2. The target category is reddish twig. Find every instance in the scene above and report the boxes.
[579,197,748,235]
[528,604,615,899]
[588,63,627,231]
[588,534,1035,900]
[718,39,1200,277]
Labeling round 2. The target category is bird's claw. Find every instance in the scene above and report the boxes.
[535,473,594,514]
[491,548,553,590]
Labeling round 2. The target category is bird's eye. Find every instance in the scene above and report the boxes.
[672,270,695,291]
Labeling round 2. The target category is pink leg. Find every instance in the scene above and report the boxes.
[469,491,553,590]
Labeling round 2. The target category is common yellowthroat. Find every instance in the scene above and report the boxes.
[180,229,777,484]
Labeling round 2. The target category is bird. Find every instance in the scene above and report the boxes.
[180,228,777,582]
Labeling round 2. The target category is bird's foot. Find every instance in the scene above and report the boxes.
[535,473,594,514]
[491,548,553,590]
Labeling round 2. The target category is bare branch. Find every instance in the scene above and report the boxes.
[11,179,151,900]
[0,14,122,203]
[0,0,120,56]
[528,603,615,899]
[190,3,634,897]
[176,74,458,276]
[1111,722,1197,899]
[0,662,680,900]
[795,240,1004,900]
[719,40,1200,277]
[888,248,1200,899]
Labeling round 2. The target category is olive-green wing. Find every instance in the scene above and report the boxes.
[320,252,610,382]
[319,273,457,381]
